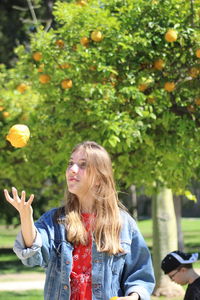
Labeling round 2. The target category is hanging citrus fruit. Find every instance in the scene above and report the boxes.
[39,74,51,84]
[6,124,30,148]
[80,37,89,46]
[32,52,42,61]
[61,79,73,89]
[164,82,175,92]
[196,49,200,58]
[55,39,65,48]
[165,29,178,43]
[91,31,103,42]
[16,83,28,93]
[76,0,88,6]
[154,59,165,70]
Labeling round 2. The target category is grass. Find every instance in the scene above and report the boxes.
[0,291,182,300]
[0,290,43,300]
[0,226,43,274]
[138,218,200,254]
[0,218,199,299]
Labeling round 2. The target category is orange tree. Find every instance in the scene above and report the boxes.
[0,0,200,295]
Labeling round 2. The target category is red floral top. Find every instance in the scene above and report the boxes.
[70,213,93,300]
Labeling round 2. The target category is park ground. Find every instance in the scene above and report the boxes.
[0,218,199,299]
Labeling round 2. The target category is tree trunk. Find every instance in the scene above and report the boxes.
[130,185,138,220]
[173,195,184,251]
[152,185,184,296]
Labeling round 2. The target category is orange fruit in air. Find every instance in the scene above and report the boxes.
[91,31,103,42]
[164,82,175,92]
[154,59,165,70]
[39,74,51,84]
[196,49,200,58]
[55,39,65,48]
[6,124,30,148]
[61,79,73,89]
[16,83,28,93]
[32,51,42,61]
[80,37,89,46]
[110,297,118,300]
[165,29,178,43]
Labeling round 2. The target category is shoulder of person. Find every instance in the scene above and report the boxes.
[119,209,139,231]
[38,207,63,224]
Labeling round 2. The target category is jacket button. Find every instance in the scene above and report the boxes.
[64,285,68,290]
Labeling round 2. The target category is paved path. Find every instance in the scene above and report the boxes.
[1,269,200,292]
[0,273,45,291]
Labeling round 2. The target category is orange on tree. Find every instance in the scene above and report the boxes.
[16,83,28,93]
[195,98,200,105]
[61,79,73,89]
[80,37,89,46]
[138,84,148,92]
[0,106,4,111]
[187,105,195,113]
[39,74,51,84]
[3,111,9,118]
[55,39,65,48]
[165,29,178,43]
[154,59,165,70]
[59,63,71,69]
[164,81,175,92]
[147,96,156,104]
[38,64,44,72]
[32,51,42,61]
[189,67,199,78]
[91,30,103,42]
[6,124,30,148]
[76,0,88,6]
[196,49,200,58]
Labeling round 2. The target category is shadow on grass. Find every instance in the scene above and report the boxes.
[0,248,43,274]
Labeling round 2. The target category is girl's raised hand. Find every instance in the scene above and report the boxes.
[4,187,34,216]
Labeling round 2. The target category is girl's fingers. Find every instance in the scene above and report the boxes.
[4,188,34,208]
[28,194,34,206]
[21,190,26,203]
[4,189,13,202]
[12,187,20,202]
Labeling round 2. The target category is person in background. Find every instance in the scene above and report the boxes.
[4,141,155,300]
[161,250,200,300]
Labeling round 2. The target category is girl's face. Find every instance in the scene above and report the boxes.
[66,149,92,199]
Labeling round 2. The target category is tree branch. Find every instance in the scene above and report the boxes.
[26,0,38,27]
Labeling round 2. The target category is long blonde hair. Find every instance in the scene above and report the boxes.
[63,141,125,255]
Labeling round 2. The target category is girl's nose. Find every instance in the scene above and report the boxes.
[70,163,79,174]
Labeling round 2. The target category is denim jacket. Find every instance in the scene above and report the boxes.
[13,208,155,300]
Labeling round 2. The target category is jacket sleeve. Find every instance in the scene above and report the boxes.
[13,208,57,268]
[121,218,155,300]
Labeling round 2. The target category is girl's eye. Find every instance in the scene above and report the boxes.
[79,162,87,169]
[67,161,87,169]
[68,161,73,167]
